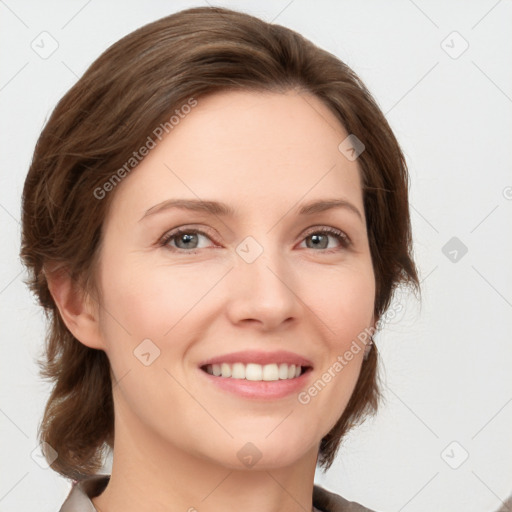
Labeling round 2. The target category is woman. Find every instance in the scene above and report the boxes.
[20,6,419,512]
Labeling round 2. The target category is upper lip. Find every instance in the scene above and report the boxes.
[198,350,314,368]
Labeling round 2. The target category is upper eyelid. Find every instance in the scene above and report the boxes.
[302,225,348,237]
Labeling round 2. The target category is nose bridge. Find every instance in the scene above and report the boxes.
[226,233,299,327]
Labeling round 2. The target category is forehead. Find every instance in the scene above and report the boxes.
[107,89,364,222]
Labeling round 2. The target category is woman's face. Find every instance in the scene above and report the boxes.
[93,89,375,469]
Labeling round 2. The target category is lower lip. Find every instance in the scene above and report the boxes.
[198,367,313,400]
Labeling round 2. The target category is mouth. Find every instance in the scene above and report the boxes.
[200,362,313,381]
[197,350,314,399]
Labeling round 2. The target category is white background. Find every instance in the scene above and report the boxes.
[1,1,511,511]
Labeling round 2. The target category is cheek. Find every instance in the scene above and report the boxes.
[301,266,374,424]
[307,263,375,339]
[98,251,375,356]
[98,256,211,338]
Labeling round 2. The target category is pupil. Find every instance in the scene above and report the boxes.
[179,233,197,248]
[309,234,326,249]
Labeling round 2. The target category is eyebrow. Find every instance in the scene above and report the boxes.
[139,198,363,222]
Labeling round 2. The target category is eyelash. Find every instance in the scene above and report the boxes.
[158,226,351,254]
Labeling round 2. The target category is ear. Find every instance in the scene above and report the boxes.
[45,265,105,350]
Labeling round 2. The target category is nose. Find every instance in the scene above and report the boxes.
[224,242,301,331]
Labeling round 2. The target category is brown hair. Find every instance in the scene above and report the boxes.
[20,6,419,481]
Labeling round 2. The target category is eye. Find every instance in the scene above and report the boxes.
[299,227,351,252]
[159,227,216,252]
[159,225,351,254]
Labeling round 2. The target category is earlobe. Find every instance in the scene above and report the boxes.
[45,265,105,350]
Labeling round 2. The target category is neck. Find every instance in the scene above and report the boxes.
[92,401,319,512]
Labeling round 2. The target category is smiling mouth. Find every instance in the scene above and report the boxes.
[200,362,312,381]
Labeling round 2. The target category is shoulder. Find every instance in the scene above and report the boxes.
[313,483,378,512]
[59,474,110,512]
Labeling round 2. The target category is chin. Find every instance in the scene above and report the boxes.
[237,438,312,470]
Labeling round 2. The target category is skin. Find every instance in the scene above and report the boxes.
[49,89,376,512]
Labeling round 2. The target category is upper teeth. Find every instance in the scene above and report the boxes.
[204,362,303,381]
